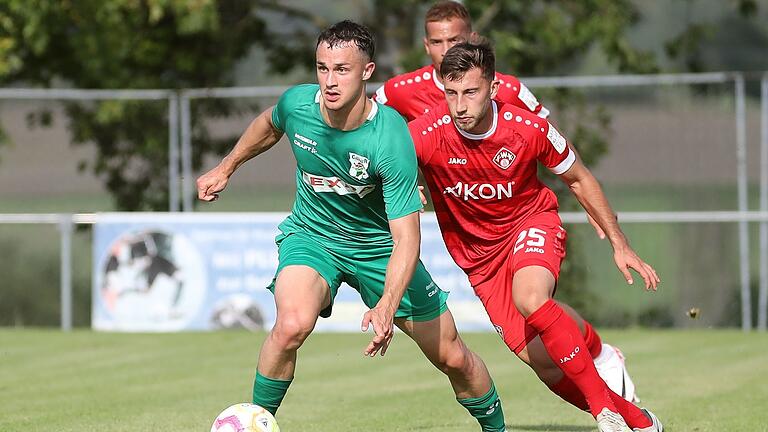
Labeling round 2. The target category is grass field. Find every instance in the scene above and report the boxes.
[1,329,766,431]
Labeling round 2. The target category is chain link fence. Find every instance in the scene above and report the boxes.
[1,72,766,330]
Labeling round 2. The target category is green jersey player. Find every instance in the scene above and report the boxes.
[197,20,507,432]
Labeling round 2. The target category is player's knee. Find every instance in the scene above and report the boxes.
[437,343,473,376]
[513,288,549,317]
[271,315,314,350]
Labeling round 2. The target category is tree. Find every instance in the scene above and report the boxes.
[0,0,317,210]
[664,0,764,73]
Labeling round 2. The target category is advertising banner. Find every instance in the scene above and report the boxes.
[92,213,491,332]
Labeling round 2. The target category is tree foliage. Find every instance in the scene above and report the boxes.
[664,0,765,72]
[0,0,308,209]
[3,0,759,210]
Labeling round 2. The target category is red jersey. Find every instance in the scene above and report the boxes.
[374,64,549,121]
[408,101,575,279]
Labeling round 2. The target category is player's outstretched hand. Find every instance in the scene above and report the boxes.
[613,245,660,291]
[361,305,395,357]
[418,185,428,213]
[197,167,229,202]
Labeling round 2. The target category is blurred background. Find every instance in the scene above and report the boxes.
[1,0,767,330]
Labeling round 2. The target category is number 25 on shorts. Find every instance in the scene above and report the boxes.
[513,228,547,255]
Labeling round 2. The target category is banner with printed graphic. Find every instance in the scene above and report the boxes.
[92,213,493,332]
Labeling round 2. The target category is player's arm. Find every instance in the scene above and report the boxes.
[557,158,660,290]
[197,107,283,201]
[496,73,550,118]
[373,78,409,115]
[362,116,425,357]
[373,81,393,107]
[362,212,421,357]
[567,145,611,240]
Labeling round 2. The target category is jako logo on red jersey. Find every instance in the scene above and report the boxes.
[492,147,516,170]
[443,181,514,201]
[560,346,580,364]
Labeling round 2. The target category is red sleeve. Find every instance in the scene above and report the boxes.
[495,73,549,118]
[408,111,441,166]
[534,119,576,175]
[373,79,406,114]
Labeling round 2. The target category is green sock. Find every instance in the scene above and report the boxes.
[457,382,506,432]
[252,371,292,415]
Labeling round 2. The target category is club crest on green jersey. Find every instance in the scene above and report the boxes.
[348,152,370,180]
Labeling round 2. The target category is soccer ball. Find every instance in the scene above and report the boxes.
[210,403,280,432]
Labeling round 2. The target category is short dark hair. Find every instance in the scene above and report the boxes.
[316,20,375,61]
[440,39,495,82]
[425,1,472,31]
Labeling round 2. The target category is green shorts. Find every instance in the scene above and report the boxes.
[267,232,448,321]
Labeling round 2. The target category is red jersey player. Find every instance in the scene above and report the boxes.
[373,10,548,122]
[377,0,646,411]
[408,41,663,432]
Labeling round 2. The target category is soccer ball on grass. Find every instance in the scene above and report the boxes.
[210,403,280,432]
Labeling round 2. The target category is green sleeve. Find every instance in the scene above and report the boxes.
[376,113,424,220]
[271,84,319,131]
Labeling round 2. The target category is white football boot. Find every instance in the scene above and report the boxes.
[632,408,663,432]
[596,407,631,432]
[594,343,640,403]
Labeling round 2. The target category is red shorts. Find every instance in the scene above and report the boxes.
[469,212,567,354]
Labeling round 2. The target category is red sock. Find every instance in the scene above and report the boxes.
[525,299,615,417]
[582,321,603,358]
[609,391,652,429]
[549,376,652,429]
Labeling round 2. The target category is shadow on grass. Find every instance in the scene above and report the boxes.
[509,425,594,431]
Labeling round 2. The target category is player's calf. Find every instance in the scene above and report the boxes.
[525,298,618,418]
[398,311,507,431]
[518,336,565,386]
[447,346,507,432]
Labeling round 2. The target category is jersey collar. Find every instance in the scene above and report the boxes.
[431,66,444,91]
[314,89,379,121]
[366,99,379,121]
[455,100,498,140]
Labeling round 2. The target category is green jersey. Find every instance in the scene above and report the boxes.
[271,84,422,249]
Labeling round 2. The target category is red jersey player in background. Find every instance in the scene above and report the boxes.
[408,41,663,432]
[375,0,644,406]
[374,2,548,122]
